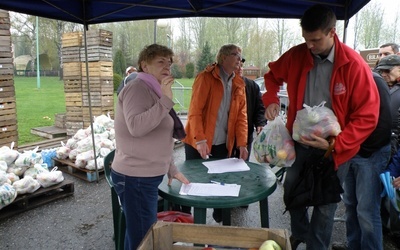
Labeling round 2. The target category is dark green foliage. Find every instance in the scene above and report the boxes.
[113,73,123,91]
[113,49,126,76]
[185,62,195,78]
[196,41,214,74]
[171,64,183,79]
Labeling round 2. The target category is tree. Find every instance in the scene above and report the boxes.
[196,41,214,73]
[113,49,126,76]
[171,64,183,78]
[185,62,195,78]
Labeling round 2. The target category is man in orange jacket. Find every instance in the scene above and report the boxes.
[182,44,248,222]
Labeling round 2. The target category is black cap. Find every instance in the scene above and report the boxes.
[376,54,400,70]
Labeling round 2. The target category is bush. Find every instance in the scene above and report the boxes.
[171,64,183,79]
[113,73,123,92]
[185,62,195,79]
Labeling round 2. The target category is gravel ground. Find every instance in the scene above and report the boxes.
[0,145,399,249]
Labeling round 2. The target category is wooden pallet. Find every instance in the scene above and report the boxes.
[18,136,68,152]
[0,180,74,220]
[55,158,105,182]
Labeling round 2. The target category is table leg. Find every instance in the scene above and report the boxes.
[193,207,207,224]
[222,208,231,226]
[259,197,269,228]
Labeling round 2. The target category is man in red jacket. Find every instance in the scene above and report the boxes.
[263,4,379,250]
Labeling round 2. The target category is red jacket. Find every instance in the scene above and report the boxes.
[183,63,248,156]
[262,35,379,169]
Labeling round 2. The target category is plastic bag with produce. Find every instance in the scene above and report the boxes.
[0,183,17,209]
[292,101,341,142]
[253,115,295,167]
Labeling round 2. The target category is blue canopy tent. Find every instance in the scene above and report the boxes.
[0,0,369,24]
[0,0,371,180]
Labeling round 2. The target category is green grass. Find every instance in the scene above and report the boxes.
[15,76,66,145]
[14,76,194,146]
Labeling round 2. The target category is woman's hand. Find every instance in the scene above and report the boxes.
[161,75,174,100]
[265,103,280,121]
[168,172,189,186]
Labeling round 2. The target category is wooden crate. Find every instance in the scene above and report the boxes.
[82,106,114,127]
[84,29,113,47]
[138,221,291,250]
[81,76,113,93]
[64,79,82,92]
[0,36,11,47]
[0,29,11,37]
[65,121,84,136]
[55,113,66,129]
[63,62,82,79]
[80,46,112,62]
[66,106,83,122]
[0,39,12,58]
[0,63,13,75]
[81,61,113,77]
[65,92,82,107]
[82,92,114,107]
[61,46,81,62]
[62,32,83,48]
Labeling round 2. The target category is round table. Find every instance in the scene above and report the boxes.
[158,159,277,227]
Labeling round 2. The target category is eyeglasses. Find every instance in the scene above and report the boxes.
[379,67,393,74]
[230,52,242,60]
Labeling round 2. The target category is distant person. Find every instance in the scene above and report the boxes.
[183,44,248,222]
[111,44,189,250]
[373,43,400,73]
[376,55,400,130]
[235,58,266,159]
[116,66,138,95]
[378,43,400,60]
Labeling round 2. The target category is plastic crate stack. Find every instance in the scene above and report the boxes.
[61,29,114,136]
[0,10,18,148]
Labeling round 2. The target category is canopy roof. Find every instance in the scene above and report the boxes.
[0,0,370,25]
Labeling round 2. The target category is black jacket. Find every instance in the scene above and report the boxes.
[358,72,392,157]
[243,77,267,145]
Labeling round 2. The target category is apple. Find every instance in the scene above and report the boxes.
[276,149,287,160]
[259,240,282,250]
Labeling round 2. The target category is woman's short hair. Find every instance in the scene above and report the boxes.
[216,44,242,65]
[137,44,174,72]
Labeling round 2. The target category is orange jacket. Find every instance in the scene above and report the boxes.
[183,63,248,156]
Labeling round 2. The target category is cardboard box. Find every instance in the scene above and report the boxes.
[138,221,291,250]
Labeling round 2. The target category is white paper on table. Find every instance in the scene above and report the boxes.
[179,183,241,197]
[202,158,250,173]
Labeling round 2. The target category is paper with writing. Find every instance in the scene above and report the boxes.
[179,183,241,197]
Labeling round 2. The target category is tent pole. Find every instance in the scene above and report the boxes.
[342,0,350,43]
[83,24,100,183]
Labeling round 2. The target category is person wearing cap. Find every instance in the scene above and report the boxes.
[116,66,138,95]
[235,58,266,159]
[376,55,400,132]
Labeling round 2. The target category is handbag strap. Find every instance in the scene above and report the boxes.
[324,137,335,158]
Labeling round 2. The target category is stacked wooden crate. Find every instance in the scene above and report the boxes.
[62,31,83,136]
[0,10,18,148]
[61,29,114,135]
[80,29,114,128]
